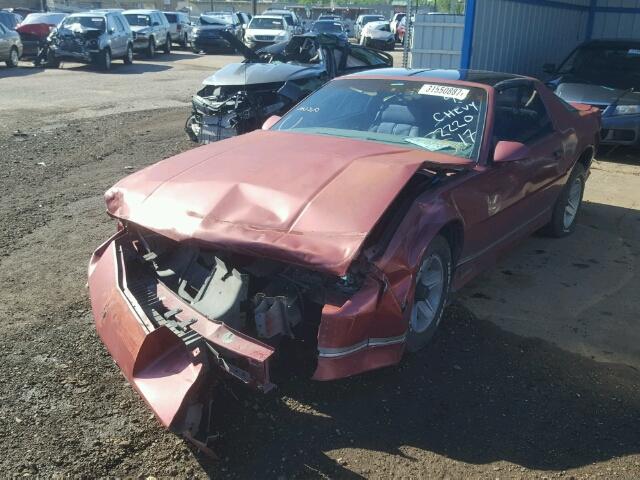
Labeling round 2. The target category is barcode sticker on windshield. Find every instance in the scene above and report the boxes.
[419,84,469,100]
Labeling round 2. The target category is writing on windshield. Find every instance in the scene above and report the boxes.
[275,79,486,160]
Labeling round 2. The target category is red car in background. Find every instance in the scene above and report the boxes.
[16,12,66,58]
[89,69,600,448]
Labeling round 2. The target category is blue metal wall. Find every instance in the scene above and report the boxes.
[411,13,465,69]
[591,0,640,38]
[469,0,589,76]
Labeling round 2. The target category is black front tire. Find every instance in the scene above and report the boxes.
[123,43,133,64]
[46,52,60,68]
[146,38,155,58]
[98,48,111,71]
[6,46,19,67]
[544,163,586,237]
[406,235,452,353]
[163,35,171,54]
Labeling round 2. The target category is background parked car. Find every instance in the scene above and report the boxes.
[263,8,303,34]
[48,11,133,71]
[310,20,348,42]
[0,10,19,31]
[0,21,21,67]
[244,15,291,49]
[545,38,640,147]
[353,14,385,43]
[123,9,171,57]
[360,20,395,50]
[190,12,243,54]
[163,11,191,48]
[389,12,405,42]
[16,12,66,58]
[397,16,407,45]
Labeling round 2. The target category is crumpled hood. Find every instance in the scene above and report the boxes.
[105,130,429,275]
[203,61,322,86]
[555,81,640,107]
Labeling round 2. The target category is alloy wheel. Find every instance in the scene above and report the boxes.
[410,254,445,334]
[563,176,583,229]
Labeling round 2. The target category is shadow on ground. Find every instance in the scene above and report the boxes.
[597,145,640,165]
[193,302,640,479]
[57,61,173,74]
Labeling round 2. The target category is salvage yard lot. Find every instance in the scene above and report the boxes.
[0,51,639,478]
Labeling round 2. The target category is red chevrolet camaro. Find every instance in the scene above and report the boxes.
[89,69,600,447]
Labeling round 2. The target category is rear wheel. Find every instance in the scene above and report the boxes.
[6,46,19,67]
[163,34,171,54]
[123,43,133,64]
[180,33,188,47]
[406,235,452,353]
[545,163,586,237]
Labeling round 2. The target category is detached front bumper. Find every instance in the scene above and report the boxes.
[88,232,275,442]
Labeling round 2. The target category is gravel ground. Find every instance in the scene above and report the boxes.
[1,85,639,477]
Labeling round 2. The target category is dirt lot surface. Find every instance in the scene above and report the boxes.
[1,51,639,479]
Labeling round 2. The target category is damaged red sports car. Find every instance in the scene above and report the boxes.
[88,69,600,447]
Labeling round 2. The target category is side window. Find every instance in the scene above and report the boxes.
[115,16,126,32]
[346,46,389,69]
[493,84,554,144]
[0,24,6,34]
[106,15,114,32]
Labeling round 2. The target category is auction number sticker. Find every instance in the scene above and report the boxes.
[418,84,469,100]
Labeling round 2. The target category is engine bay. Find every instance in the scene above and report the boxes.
[125,228,364,349]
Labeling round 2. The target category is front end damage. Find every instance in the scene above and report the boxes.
[49,27,103,63]
[89,223,393,449]
[185,78,322,143]
[185,33,330,144]
[88,132,456,449]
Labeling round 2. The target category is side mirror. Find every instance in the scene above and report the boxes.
[493,140,530,163]
[262,115,281,130]
[542,63,556,74]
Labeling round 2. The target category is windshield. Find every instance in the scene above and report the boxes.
[200,14,233,25]
[124,14,151,27]
[558,44,640,90]
[249,17,284,30]
[61,16,105,31]
[23,13,66,25]
[312,21,342,33]
[275,79,486,160]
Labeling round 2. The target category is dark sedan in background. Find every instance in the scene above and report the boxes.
[546,39,640,146]
[310,20,348,42]
[190,12,243,53]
